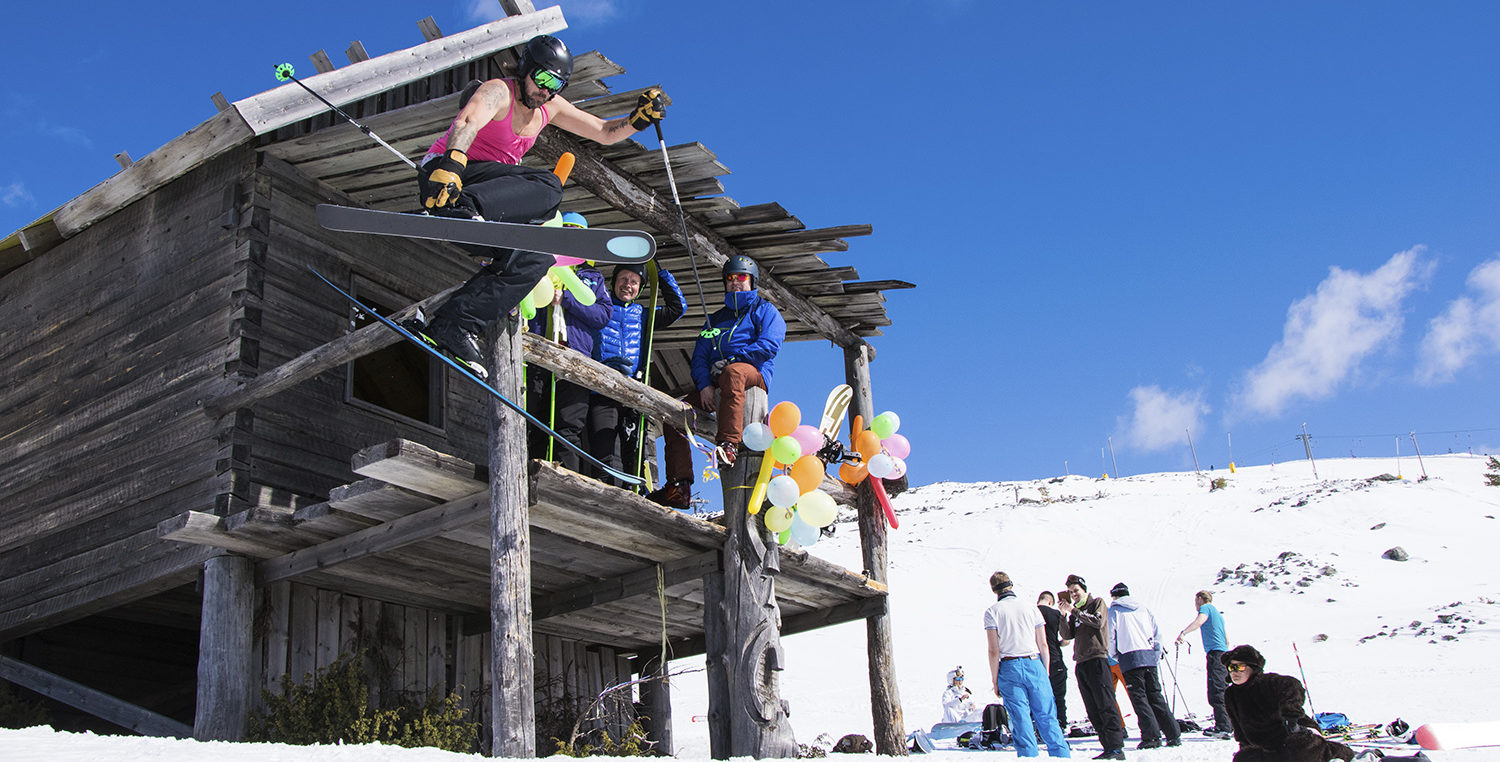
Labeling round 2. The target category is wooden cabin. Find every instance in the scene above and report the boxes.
[0,6,912,757]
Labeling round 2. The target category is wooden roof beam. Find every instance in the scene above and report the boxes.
[531,130,871,351]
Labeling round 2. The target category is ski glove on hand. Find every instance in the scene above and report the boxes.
[422,149,468,209]
[710,357,731,380]
[628,88,666,131]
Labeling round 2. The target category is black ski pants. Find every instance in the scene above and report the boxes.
[1206,649,1231,731]
[1075,657,1126,752]
[1049,661,1069,727]
[1122,665,1181,744]
[417,161,562,335]
[587,394,643,488]
[526,370,590,474]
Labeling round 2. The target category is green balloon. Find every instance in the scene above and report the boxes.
[770,435,803,465]
[871,412,900,439]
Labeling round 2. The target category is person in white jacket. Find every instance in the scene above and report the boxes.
[1107,582,1182,749]
[940,667,982,723]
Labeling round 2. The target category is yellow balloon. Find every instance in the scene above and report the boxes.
[529,276,555,308]
[796,489,838,528]
[763,504,795,533]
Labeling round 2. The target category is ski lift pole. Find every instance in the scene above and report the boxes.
[273,64,417,170]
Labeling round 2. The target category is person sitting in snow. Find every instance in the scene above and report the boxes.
[941,667,982,723]
[1221,644,1355,762]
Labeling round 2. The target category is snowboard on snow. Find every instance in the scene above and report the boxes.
[316,204,656,264]
[311,267,645,487]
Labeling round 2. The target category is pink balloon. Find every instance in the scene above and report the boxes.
[882,433,911,460]
[791,424,824,457]
[553,255,587,266]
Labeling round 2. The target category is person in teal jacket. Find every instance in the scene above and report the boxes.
[647,255,785,508]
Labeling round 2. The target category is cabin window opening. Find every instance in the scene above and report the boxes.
[345,275,444,428]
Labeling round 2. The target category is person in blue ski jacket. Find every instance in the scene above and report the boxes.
[647,255,785,509]
[525,213,612,474]
[587,262,686,486]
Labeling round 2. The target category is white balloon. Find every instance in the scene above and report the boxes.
[788,513,820,547]
[887,456,907,480]
[742,422,774,452]
[867,453,896,480]
[767,475,801,508]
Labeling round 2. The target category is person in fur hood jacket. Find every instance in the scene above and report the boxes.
[1221,645,1355,762]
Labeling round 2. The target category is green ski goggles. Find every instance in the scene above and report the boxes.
[531,69,566,93]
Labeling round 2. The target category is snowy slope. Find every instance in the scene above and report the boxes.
[3,454,1497,760]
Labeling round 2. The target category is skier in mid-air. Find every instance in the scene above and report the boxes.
[411,34,666,377]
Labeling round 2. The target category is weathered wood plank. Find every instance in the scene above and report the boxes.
[532,550,719,620]
[0,654,193,738]
[52,109,253,237]
[233,10,565,136]
[351,439,487,501]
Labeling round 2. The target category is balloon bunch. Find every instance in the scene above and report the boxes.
[740,401,839,547]
[519,212,597,320]
[837,411,909,529]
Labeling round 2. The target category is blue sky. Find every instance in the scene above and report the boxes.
[5,2,1499,484]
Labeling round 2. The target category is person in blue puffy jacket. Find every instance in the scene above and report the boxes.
[525,214,613,474]
[647,255,785,509]
[587,262,685,486]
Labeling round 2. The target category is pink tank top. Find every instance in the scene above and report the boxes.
[427,79,551,164]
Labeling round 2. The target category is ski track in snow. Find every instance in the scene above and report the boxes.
[2,454,1498,761]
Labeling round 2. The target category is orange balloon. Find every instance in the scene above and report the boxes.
[768,401,801,438]
[840,461,869,485]
[790,454,825,494]
[854,430,882,460]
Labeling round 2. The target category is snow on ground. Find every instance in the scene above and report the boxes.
[3,454,1497,760]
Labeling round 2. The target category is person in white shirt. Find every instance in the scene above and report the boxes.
[983,571,1073,758]
[940,667,982,723]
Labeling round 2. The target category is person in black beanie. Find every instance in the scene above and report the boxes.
[1221,645,1355,761]
[1059,574,1127,760]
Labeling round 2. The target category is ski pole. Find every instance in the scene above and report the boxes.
[652,121,711,318]
[1292,641,1319,721]
[273,63,417,170]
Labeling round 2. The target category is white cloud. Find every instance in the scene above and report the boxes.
[1121,385,1209,452]
[1417,256,1500,384]
[1,180,33,207]
[1235,247,1432,418]
[466,0,619,27]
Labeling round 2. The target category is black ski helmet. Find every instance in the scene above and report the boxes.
[517,35,573,90]
[722,255,759,288]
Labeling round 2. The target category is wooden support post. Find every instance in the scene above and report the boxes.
[488,317,535,757]
[844,344,906,755]
[638,654,674,756]
[702,568,730,759]
[715,451,797,758]
[194,554,255,741]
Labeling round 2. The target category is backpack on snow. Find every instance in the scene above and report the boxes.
[1316,712,1352,731]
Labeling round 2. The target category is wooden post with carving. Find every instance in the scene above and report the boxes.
[708,449,797,758]
[489,318,536,757]
[845,343,906,755]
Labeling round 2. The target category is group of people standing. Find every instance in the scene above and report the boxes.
[977,573,1356,760]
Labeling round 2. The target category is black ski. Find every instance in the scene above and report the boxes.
[316,204,656,264]
[310,267,646,487]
